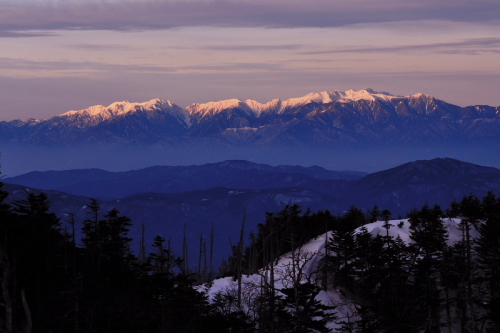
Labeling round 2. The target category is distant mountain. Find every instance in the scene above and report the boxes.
[5,156,500,224]
[0,99,190,144]
[4,160,364,200]
[347,158,500,214]
[4,157,500,266]
[2,89,500,146]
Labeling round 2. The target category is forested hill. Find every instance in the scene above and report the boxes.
[203,194,500,332]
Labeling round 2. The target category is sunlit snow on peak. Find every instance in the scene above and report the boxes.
[52,88,428,123]
[61,99,180,117]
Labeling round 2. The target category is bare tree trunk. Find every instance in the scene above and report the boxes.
[203,239,207,281]
[269,231,276,333]
[249,233,256,274]
[0,249,13,333]
[465,221,477,333]
[139,223,146,265]
[65,212,77,248]
[209,223,214,280]
[182,225,189,274]
[21,289,32,333]
[167,238,172,274]
[237,212,246,309]
[444,286,452,333]
[198,234,203,282]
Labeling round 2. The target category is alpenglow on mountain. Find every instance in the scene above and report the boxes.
[2,88,500,146]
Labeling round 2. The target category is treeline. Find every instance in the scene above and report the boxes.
[222,204,369,278]
[219,196,500,333]
[217,205,373,333]
[0,181,252,332]
[322,193,500,332]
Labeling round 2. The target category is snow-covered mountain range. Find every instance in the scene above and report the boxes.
[2,88,500,146]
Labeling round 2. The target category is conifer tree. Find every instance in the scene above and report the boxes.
[457,194,482,331]
[475,191,500,331]
[280,282,335,333]
[0,169,14,333]
[368,205,381,223]
[408,204,447,332]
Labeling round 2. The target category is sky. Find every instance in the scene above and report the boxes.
[1,0,500,121]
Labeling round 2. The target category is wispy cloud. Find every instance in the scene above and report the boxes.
[63,43,134,51]
[0,57,286,78]
[301,37,500,55]
[201,44,303,51]
[179,62,285,72]
[1,0,499,33]
[0,57,176,76]
[0,30,57,38]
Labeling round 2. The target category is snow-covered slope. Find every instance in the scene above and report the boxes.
[359,217,479,246]
[187,89,398,119]
[196,233,351,331]
[198,217,478,331]
[59,98,190,128]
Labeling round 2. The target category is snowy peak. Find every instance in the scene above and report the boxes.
[281,88,397,109]
[187,99,249,118]
[59,98,190,127]
[341,88,398,102]
[54,89,415,122]
[186,89,399,118]
[6,88,500,147]
[62,99,179,118]
[188,98,286,118]
[244,98,282,115]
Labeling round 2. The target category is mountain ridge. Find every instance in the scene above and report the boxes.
[5,157,500,215]
[4,159,363,200]
[2,88,499,146]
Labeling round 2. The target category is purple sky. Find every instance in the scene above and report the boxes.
[1,0,500,121]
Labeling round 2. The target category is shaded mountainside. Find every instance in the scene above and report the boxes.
[4,160,362,200]
[1,89,500,147]
[347,158,500,211]
[6,158,500,215]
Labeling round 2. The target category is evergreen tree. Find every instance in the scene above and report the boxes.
[150,234,175,276]
[475,191,500,331]
[368,205,381,223]
[457,195,482,332]
[280,282,335,333]
[408,204,447,332]
[6,192,71,331]
[0,171,14,333]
